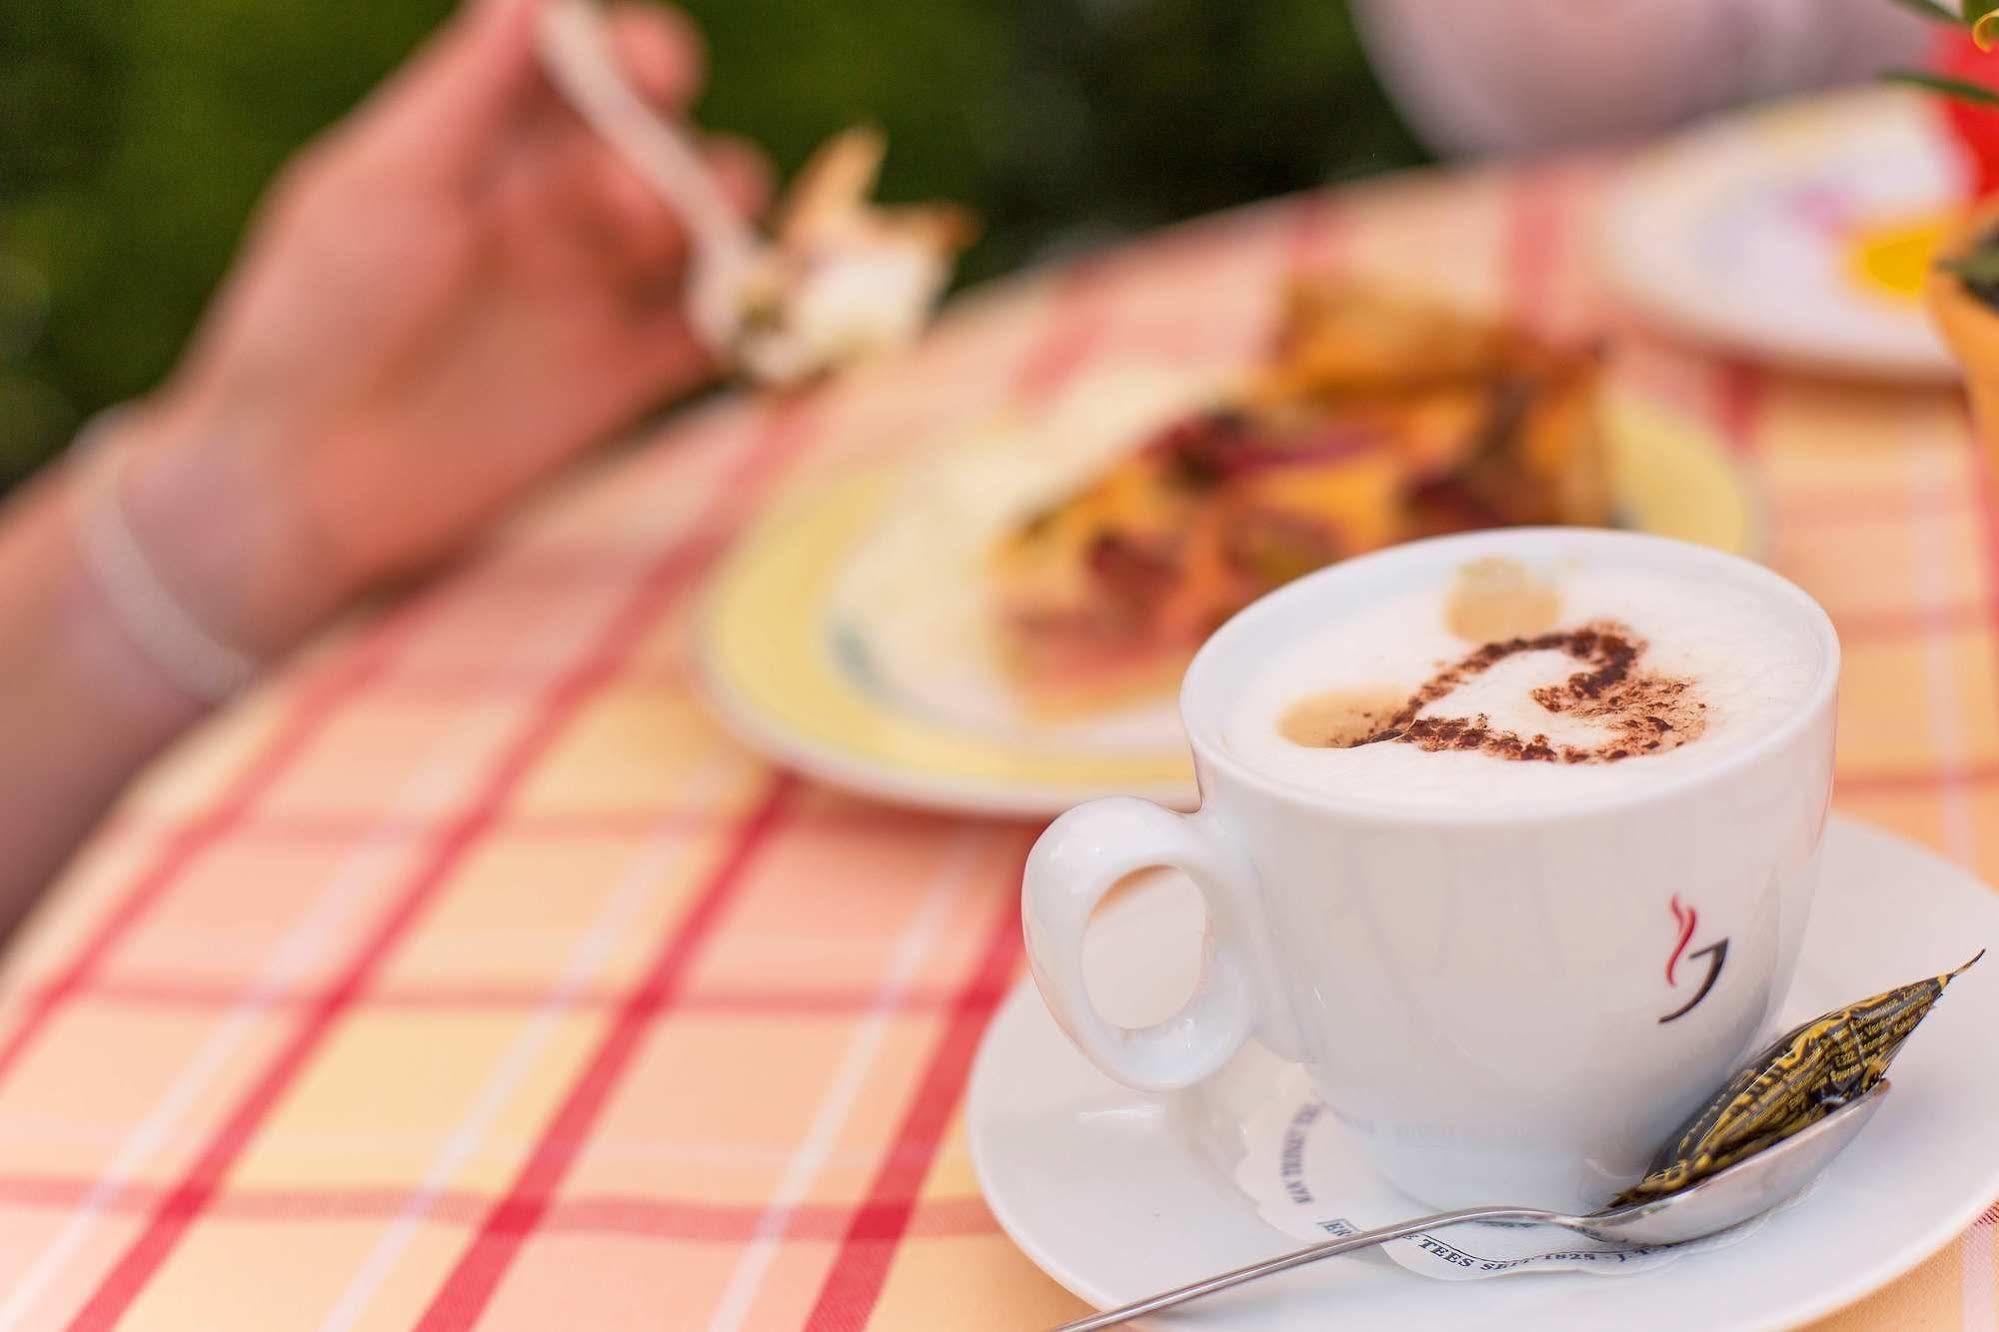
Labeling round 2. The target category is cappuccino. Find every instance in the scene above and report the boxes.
[1224,553,1828,812]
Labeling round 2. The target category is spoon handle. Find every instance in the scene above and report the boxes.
[1051,1205,1553,1332]
[535,0,755,342]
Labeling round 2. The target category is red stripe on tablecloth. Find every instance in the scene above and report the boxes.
[100,796,932,847]
[53,974,964,1016]
[1009,265,1115,403]
[63,403,815,1331]
[369,659,693,702]
[1969,401,1999,666]
[1505,166,1569,336]
[1283,188,1347,276]
[102,808,713,846]
[1835,602,1998,642]
[1771,487,1964,527]
[0,1173,999,1241]
[801,890,1023,1332]
[411,775,798,1331]
[355,639,702,706]
[526,1191,999,1242]
[0,605,421,1090]
[1966,395,1999,859]
[423,541,694,584]
[1714,360,1765,459]
[1838,762,1999,794]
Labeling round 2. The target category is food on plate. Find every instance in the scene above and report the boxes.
[989,278,1612,712]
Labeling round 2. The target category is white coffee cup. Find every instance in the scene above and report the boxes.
[1022,529,1840,1213]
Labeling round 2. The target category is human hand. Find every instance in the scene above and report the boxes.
[108,0,766,656]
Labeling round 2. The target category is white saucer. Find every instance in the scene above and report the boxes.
[969,817,1999,1330]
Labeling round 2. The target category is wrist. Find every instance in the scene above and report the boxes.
[96,400,360,663]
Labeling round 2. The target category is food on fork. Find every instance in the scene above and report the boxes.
[989,279,1612,713]
[534,1,973,386]
[735,128,978,386]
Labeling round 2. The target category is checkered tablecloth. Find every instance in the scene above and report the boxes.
[2,154,1996,1330]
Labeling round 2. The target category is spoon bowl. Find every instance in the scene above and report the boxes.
[1055,1081,1890,1332]
[1576,1079,1890,1246]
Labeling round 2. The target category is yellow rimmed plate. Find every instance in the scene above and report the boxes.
[697,375,1757,818]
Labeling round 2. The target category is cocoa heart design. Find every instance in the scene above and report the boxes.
[1362,621,1708,764]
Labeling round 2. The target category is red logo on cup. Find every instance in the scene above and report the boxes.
[1660,894,1728,1024]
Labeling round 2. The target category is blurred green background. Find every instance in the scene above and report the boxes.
[0,0,1424,488]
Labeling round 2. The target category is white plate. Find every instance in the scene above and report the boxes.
[1601,88,1965,381]
[969,816,1999,1330]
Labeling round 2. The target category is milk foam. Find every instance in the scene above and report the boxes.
[1223,562,1826,811]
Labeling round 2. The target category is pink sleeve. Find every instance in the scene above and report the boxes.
[1350,0,1933,158]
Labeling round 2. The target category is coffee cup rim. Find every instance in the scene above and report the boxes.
[1179,528,1841,825]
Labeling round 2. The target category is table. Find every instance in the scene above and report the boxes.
[2,154,1995,1330]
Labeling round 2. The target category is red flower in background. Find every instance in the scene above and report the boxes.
[1934,24,1999,197]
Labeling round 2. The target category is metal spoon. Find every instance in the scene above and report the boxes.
[1054,1081,1890,1332]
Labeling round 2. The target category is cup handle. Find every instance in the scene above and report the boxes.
[1023,796,1285,1092]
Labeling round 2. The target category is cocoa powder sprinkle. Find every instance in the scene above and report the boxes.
[1294,619,1712,765]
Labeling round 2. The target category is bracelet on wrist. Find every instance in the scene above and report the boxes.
[68,410,264,705]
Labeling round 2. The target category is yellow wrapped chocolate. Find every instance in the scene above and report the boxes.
[1612,953,1981,1208]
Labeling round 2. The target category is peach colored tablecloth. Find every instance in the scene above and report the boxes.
[1,157,1995,1329]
